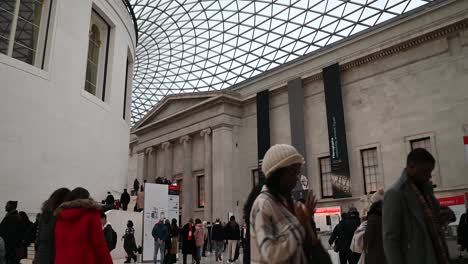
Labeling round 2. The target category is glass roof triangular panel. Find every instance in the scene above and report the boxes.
[129,0,433,125]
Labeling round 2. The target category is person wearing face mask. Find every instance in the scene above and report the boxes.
[383,148,449,264]
[249,144,321,264]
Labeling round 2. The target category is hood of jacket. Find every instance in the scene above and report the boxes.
[54,199,102,220]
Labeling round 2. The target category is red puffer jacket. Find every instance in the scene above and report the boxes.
[54,199,113,264]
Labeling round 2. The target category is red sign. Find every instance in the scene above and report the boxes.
[315,207,341,214]
[169,185,180,191]
[438,195,465,207]
[464,136,468,145]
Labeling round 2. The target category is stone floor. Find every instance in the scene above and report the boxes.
[113,251,243,264]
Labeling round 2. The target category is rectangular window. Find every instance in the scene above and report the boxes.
[409,136,439,183]
[361,148,381,194]
[123,57,130,119]
[85,9,110,101]
[197,175,205,208]
[252,169,259,188]
[319,157,333,198]
[0,0,52,67]
[410,137,432,152]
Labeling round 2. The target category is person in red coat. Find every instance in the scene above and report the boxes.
[54,187,113,264]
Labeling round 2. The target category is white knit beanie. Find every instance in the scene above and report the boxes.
[262,144,305,178]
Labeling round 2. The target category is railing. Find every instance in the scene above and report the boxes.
[121,0,139,45]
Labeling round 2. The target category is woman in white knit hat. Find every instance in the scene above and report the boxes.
[249,144,318,264]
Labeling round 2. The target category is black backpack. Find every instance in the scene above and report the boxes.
[106,225,118,251]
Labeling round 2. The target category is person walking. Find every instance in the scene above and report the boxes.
[133,179,140,195]
[120,189,131,211]
[458,208,468,252]
[225,216,240,263]
[250,144,322,264]
[100,213,116,252]
[211,218,225,262]
[152,219,169,264]
[365,189,386,264]
[0,236,5,264]
[181,219,196,264]
[0,201,24,264]
[105,192,115,210]
[383,148,449,264]
[167,218,179,264]
[34,188,71,264]
[54,187,113,264]
[136,186,145,212]
[194,219,205,264]
[123,220,137,263]
[202,221,208,257]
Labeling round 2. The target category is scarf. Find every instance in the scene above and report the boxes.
[409,183,449,264]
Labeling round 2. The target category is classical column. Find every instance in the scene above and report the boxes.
[180,135,192,223]
[201,128,213,221]
[144,147,155,181]
[161,142,173,180]
[136,151,145,184]
[212,125,233,220]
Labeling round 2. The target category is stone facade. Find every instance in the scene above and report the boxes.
[129,0,468,223]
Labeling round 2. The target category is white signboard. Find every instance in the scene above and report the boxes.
[464,136,468,162]
[142,183,180,262]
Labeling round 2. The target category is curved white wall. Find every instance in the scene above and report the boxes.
[0,0,136,216]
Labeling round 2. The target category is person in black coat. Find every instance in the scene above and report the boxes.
[211,219,225,262]
[224,216,241,262]
[365,200,387,264]
[329,212,361,264]
[120,189,131,211]
[0,201,24,264]
[123,220,137,263]
[181,219,196,264]
[458,209,468,252]
[35,188,71,264]
[133,179,140,196]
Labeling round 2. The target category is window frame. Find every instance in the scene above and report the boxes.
[318,156,333,199]
[251,168,259,188]
[405,133,440,187]
[0,0,53,68]
[84,9,110,101]
[123,51,134,120]
[360,147,380,194]
[197,175,205,209]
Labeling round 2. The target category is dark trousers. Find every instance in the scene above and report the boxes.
[339,249,360,264]
[125,249,136,262]
[202,239,208,256]
[122,203,128,211]
[183,253,196,264]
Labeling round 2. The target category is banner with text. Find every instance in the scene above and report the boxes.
[323,63,351,198]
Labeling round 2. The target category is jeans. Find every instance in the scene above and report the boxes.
[195,246,202,264]
[154,240,165,263]
[213,240,224,259]
[228,240,237,260]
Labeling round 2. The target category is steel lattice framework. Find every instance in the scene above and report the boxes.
[130,0,433,124]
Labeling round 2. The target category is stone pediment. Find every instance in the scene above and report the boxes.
[134,91,234,129]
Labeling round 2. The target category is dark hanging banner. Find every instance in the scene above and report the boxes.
[323,63,351,198]
[256,90,271,185]
[287,78,309,201]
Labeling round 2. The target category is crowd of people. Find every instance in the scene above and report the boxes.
[0,144,467,264]
[147,215,245,264]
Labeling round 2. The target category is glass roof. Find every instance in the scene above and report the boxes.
[130,0,433,125]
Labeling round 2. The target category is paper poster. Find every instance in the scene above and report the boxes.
[142,183,179,262]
